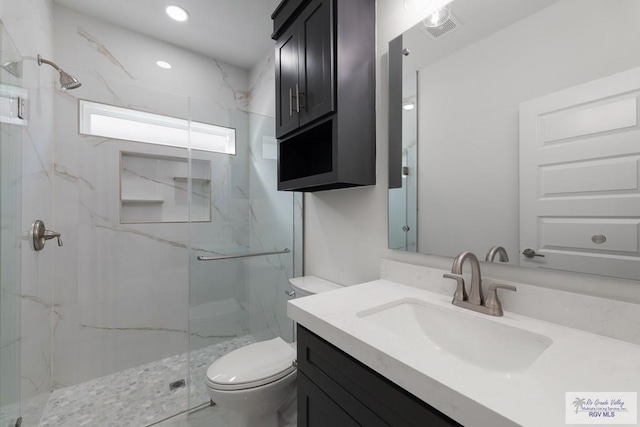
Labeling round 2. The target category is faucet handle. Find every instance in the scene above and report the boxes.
[484,283,517,316]
[443,273,468,302]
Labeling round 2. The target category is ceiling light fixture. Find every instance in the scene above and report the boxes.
[423,7,451,28]
[156,61,172,69]
[166,5,190,22]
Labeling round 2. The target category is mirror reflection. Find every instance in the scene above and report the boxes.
[388,0,640,280]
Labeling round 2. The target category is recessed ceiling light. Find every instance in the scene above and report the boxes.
[166,5,189,22]
[156,60,172,69]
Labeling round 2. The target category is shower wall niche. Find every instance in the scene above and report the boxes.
[120,152,211,223]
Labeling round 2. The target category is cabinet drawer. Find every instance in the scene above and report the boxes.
[297,325,462,427]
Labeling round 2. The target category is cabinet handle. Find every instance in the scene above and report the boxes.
[296,84,300,113]
[289,88,293,117]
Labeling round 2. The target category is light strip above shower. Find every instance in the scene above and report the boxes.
[79,100,236,155]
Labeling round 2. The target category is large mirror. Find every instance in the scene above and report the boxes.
[388,0,640,281]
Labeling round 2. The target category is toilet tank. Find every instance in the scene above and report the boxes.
[289,276,343,297]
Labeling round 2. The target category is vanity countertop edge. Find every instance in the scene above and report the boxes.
[287,279,640,427]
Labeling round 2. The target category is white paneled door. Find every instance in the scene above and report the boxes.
[520,67,640,280]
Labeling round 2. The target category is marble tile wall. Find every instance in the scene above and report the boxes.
[50,4,254,389]
[0,1,55,423]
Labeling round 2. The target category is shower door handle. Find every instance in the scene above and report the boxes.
[17,97,26,120]
[30,220,63,251]
[197,248,290,261]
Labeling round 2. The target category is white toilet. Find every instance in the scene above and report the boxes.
[205,276,342,427]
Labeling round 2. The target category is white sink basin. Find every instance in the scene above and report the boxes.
[357,298,552,373]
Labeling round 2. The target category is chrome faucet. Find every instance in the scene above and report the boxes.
[449,251,484,305]
[485,246,509,263]
[443,251,516,316]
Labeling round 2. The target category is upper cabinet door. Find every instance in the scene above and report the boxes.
[275,25,300,138]
[298,0,334,127]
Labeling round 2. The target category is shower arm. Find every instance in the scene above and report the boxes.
[37,55,63,72]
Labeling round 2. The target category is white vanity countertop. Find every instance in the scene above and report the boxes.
[288,279,640,427]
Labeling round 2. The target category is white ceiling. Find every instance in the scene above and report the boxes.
[53,0,282,69]
[402,0,560,75]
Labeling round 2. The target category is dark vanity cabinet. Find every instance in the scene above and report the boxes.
[297,325,462,426]
[271,0,375,192]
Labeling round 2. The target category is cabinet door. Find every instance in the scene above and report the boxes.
[298,326,463,426]
[298,372,361,427]
[298,0,334,127]
[275,25,300,138]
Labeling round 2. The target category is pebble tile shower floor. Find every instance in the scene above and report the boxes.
[35,335,255,427]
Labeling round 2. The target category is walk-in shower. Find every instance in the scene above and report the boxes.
[0,2,299,426]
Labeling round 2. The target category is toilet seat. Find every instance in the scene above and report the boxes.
[206,337,296,391]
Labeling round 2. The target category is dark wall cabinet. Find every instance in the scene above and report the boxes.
[272,0,375,192]
[275,0,334,138]
[297,326,462,427]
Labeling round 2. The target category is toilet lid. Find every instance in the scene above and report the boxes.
[206,337,296,391]
[289,276,343,297]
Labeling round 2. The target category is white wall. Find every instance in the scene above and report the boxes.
[304,0,448,286]
[304,0,640,305]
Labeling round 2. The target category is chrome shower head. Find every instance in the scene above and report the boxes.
[37,54,82,90]
[58,71,82,90]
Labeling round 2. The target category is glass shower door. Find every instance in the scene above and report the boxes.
[50,75,192,426]
[187,101,301,412]
[0,20,24,427]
